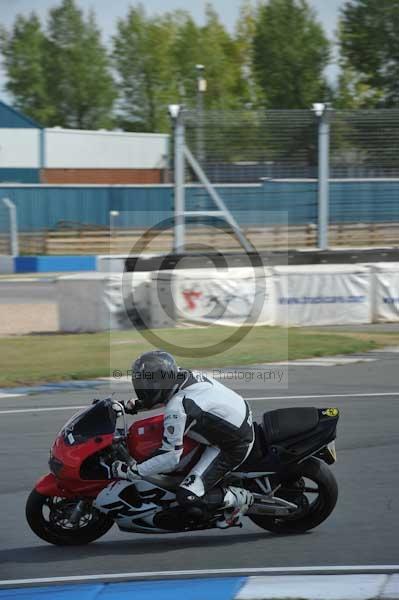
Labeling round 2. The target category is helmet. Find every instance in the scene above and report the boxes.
[132,350,180,410]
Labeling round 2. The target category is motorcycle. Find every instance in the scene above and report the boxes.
[26,398,339,545]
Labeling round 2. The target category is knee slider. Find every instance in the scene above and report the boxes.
[176,486,204,508]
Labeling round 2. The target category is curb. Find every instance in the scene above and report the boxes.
[0,379,109,398]
[0,568,398,600]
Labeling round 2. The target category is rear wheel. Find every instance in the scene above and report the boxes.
[248,458,338,534]
[26,490,114,546]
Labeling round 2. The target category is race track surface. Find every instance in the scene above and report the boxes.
[1,356,398,580]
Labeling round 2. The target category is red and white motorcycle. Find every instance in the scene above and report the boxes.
[26,398,339,545]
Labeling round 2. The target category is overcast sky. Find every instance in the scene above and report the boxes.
[0,0,345,100]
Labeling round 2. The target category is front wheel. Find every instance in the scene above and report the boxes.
[248,457,338,534]
[26,490,114,546]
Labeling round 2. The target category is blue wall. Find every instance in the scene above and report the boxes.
[14,256,96,272]
[0,168,41,184]
[0,181,398,233]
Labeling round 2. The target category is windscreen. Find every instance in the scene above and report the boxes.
[62,399,117,445]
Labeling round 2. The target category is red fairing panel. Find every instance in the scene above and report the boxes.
[35,473,74,497]
[35,472,110,498]
[128,413,199,462]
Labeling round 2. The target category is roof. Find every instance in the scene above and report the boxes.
[0,100,42,129]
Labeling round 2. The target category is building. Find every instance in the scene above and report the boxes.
[0,100,169,184]
[0,100,43,183]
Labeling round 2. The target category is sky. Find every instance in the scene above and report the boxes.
[0,0,345,100]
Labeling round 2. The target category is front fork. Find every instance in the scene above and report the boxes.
[68,499,90,526]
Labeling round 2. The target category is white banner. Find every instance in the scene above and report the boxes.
[371,263,399,322]
[172,267,274,326]
[57,263,399,332]
[273,265,371,326]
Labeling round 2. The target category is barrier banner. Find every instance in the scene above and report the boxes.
[105,273,151,329]
[172,267,274,327]
[274,265,371,326]
[371,263,399,322]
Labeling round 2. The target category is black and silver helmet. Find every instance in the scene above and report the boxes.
[132,350,180,410]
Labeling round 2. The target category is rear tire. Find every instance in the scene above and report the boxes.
[248,458,338,534]
[26,490,114,546]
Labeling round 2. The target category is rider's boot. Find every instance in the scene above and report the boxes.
[216,487,254,529]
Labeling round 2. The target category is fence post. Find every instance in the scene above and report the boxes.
[315,103,330,250]
[196,64,206,165]
[2,197,19,256]
[170,105,185,253]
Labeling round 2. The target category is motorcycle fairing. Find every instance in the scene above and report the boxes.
[239,407,339,474]
[94,479,176,533]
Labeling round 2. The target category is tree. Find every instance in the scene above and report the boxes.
[339,0,399,107]
[335,63,385,109]
[113,4,248,132]
[252,0,330,109]
[235,0,261,107]
[45,0,116,128]
[113,5,179,132]
[172,13,204,106]
[0,13,51,123]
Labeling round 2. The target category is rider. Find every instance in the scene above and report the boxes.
[112,350,255,528]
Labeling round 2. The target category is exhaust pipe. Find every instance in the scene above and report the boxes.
[248,503,292,516]
[248,495,298,516]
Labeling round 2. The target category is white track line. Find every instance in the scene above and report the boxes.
[0,392,25,399]
[246,392,399,401]
[1,392,399,415]
[1,566,398,587]
[0,405,85,415]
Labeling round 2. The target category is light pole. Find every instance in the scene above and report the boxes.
[109,210,119,253]
[169,104,185,253]
[312,102,331,251]
[196,64,207,165]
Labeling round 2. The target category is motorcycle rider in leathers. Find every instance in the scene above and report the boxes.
[112,350,255,528]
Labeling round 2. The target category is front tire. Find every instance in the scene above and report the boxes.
[26,490,114,546]
[249,457,338,534]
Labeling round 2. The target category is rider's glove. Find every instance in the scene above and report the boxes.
[125,399,138,415]
[112,460,141,481]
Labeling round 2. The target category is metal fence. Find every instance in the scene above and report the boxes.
[184,108,318,181]
[1,107,398,255]
[173,106,399,251]
[0,197,18,255]
[184,107,399,181]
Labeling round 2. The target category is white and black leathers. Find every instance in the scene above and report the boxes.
[136,370,254,498]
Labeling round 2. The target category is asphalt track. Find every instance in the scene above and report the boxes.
[0,282,56,304]
[1,355,398,581]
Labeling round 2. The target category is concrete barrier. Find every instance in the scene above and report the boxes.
[50,262,399,332]
[57,272,151,332]
[0,256,13,274]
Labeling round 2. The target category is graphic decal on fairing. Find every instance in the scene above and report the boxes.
[94,479,177,532]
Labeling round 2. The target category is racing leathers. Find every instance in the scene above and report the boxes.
[134,370,255,520]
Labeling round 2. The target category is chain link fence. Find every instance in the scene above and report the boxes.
[330,110,399,178]
[177,107,399,249]
[1,109,398,255]
[184,109,318,182]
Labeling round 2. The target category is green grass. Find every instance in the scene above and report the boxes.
[1,325,398,387]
